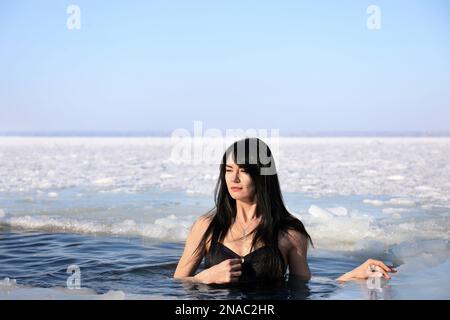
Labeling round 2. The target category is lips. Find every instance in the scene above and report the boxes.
[230,187,242,192]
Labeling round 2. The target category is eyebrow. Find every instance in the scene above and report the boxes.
[226,164,242,168]
[226,164,245,169]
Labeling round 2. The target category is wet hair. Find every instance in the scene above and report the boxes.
[194,137,312,279]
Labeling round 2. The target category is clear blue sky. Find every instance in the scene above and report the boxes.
[1,0,449,134]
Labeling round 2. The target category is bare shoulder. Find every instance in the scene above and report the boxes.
[279,229,309,252]
[188,213,214,251]
[279,229,311,280]
[191,213,213,233]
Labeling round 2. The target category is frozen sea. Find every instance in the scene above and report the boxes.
[0,137,449,299]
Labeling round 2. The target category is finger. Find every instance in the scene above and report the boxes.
[374,266,391,279]
[371,260,392,272]
[231,271,242,277]
[229,258,242,265]
[386,265,398,272]
[230,262,242,271]
[224,259,241,268]
[229,276,240,283]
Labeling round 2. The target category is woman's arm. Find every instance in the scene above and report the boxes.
[285,229,311,281]
[337,259,397,282]
[173,215,211,281]
[173,215,242,284]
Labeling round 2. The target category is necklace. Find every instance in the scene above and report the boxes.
[236,217,258,238]
[229,217,260,260]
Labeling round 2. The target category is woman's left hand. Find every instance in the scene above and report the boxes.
[337,259,397,282]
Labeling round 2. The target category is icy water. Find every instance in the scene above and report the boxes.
[0,227,354,300]
[0,137,449,299]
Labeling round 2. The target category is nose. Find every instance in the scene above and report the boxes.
[232,171,240,183]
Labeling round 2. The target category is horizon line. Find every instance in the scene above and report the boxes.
[1,130,450,137]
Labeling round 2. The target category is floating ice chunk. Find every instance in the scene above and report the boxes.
[391,240,450,272]
[386,198,415,206]
[414,185,435,191]
[382,207,409,214]
[391,240,449,260]
[354,239,386,255]
[98,290,126,300]
[110,219,138,234]
[160,173,175,179]
[1,213,193,241]
[308,205,349,219]
[363,198,415,208]
[186,189,203,195]
[327,207,348,216]
[359,169,378,176]
[47,192,59,198]
[92,178,114,186]
[38,181,51,189]
[308,205,333,220]
[387,175,405,181]
[302,207,380,251]
[363,199,384,206]
[0,277,16,287]
[154,214,178,228]
[139,223,169,239]
[0,209,5,218]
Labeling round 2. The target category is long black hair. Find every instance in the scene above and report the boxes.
[194,137,312,279]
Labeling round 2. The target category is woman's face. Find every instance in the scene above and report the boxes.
[225,156,255,202]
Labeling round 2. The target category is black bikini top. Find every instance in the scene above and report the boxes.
[204,241,286,283]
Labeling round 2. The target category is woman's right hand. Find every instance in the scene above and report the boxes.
[194,258,242,284]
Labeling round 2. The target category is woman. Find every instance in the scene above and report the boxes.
[174,138,396,285]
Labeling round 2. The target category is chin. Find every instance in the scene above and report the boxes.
[229,193,250,201]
